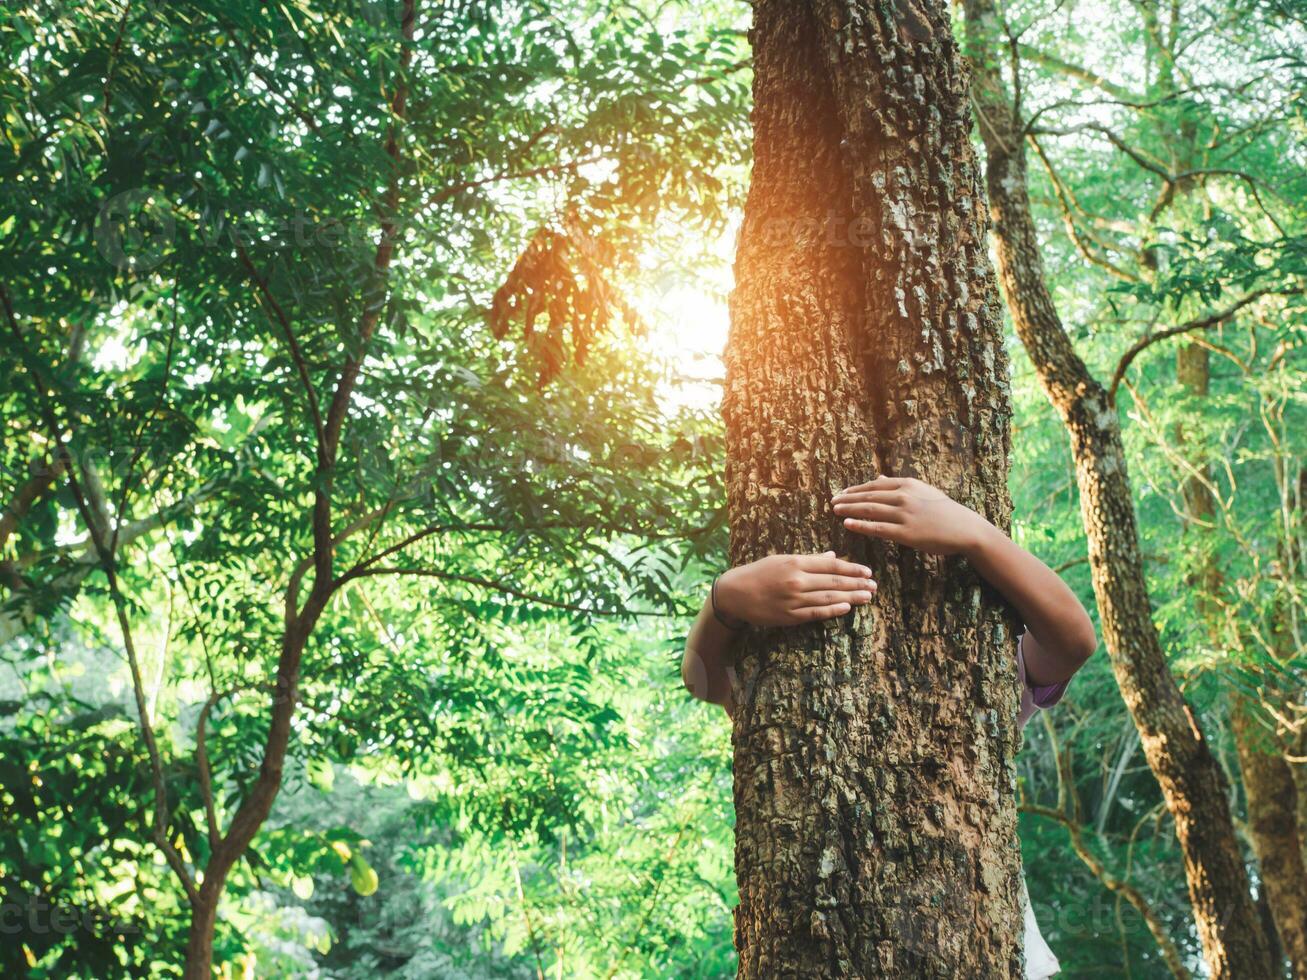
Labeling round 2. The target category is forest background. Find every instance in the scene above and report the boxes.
[1,0,1304,976]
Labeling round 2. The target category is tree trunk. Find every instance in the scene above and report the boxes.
[963,3,1277,976]
[1178,342,1307,977]
[182,895,219,980]
[1233,694,1307,977]
[1289,470,1307,887]
[1291,723,1307,884]
[176,2,416,970]
[725,0,1022,974]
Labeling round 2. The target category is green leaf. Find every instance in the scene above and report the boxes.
[291,874,314,901]
[349,853,379,897]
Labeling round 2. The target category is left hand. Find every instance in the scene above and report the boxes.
[832,476,990,556]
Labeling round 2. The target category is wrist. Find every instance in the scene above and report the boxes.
[712,571,749,630]
[961,513,1002,562]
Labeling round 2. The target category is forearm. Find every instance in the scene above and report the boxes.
[681,597,738,714]
[965,521,1097,685]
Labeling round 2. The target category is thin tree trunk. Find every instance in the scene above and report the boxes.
[1289,471,1307,886]
[1257,885,1288,978]
[1233,694,1307,977]
[1178,342,1307,977]
[178,1,417,972]
[182,897,220,978]
[1291,725,1307,883]
[725,0,1022,973]
[179,614,323,979]
[963,3,1277,976]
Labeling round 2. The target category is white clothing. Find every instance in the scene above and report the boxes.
[1016,634,1067,978]
[1022,873,1061,978]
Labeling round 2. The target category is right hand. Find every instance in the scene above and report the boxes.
[715,552,876,627]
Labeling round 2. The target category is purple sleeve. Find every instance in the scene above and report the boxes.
[1020,632,1071,709]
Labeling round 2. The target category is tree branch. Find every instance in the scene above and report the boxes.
[13,480,220,573]
[1021,803,1191,978]
[1,283,198,905]
[0,457,66,555]
[105,579,199,905]
[234,242,325,448]
[284,505,392,626]
[311,4,416,594]
[1109,288,1301,398]
[1027,134,1140,283]
[336,564,674,618]
[1015,44,1141,102]
[195,686,253,851]
[1024,85,1212,130]
[1030,122,1174,182]
[199,2,421,935]
[1052,552,1166,574]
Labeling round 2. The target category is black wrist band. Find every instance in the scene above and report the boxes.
[711,575,747,631]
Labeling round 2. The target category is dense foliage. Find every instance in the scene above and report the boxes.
[1,0,1302,976]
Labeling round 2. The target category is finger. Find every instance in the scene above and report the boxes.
[830,490,906,506]
[787,602,852,623]
[831,502,902,523]
[836,476,902,495]
[794,589,875,608]
[798,573,878,593]
[842,517,905,541]
[796,554,874,578]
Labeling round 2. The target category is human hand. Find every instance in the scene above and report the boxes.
[832,476,990,556]
[715,552,876,627]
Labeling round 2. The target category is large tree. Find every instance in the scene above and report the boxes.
[724,0,1024,973]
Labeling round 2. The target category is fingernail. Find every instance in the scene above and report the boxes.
[843,517,855,527]
[837,603,850,612]
[868,581,878,591]
[860,567,873,577]
[854,591,872,601]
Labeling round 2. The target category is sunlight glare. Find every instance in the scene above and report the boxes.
[640,216,738,412]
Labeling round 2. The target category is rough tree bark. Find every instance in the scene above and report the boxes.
[963,2,1277,976]
[724,0,1023,974]
[1234,692,1307,977]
